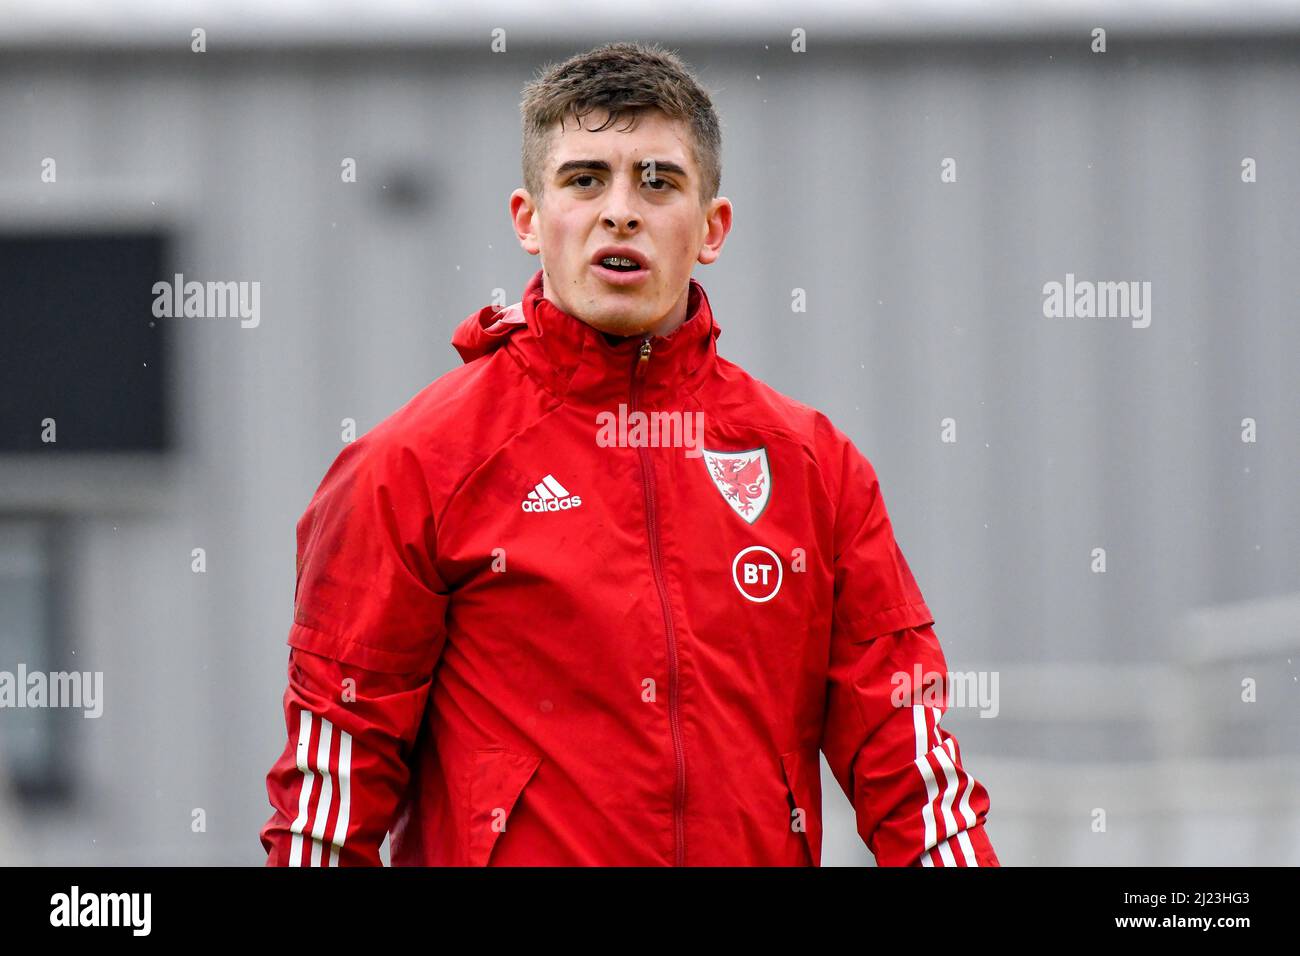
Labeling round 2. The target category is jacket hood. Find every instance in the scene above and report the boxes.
[451,267,722,406]
[452,298,529,364]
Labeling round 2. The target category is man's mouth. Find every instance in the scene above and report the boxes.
[591,247,651,286]
[591,247,649,273]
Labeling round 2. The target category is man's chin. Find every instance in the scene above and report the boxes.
[576,293,654,336]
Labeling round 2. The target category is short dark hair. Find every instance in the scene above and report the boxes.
[519,41,722,207]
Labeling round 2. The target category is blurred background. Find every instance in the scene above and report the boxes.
[0,1,1297,865]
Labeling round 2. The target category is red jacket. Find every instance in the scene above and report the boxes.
[261,268,999,867]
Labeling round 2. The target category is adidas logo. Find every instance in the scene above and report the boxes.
[521,474,583,513]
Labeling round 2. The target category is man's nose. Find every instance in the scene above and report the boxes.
[601,175,641,231]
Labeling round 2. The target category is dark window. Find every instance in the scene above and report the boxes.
[0,232,172,452]
[0,517,74,803]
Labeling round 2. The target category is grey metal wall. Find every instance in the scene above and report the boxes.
[0,38,1296,864]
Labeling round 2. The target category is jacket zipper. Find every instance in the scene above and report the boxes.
[632,335,687,867]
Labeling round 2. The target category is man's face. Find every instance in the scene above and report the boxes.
[511,107,731,338]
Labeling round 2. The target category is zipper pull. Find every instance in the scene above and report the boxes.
[635,336,652,380]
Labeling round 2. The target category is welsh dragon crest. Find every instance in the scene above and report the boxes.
[701,447,772,524]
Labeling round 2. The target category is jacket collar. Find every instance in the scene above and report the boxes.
[452,267,721,408]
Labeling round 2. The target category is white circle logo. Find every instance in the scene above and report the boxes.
[732,546,783,603]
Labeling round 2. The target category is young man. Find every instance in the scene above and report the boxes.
[261,41,999,867]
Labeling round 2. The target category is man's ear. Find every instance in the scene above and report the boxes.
[697,196,733,266]
[510,188,541,256]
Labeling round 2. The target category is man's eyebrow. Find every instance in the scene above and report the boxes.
[554,159,691,178]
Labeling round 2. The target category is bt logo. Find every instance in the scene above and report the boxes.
[732,546,783,603]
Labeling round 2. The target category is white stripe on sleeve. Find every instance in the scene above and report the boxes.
[328,730,353,866]
[288,709,317,867]
[309,717,335,866]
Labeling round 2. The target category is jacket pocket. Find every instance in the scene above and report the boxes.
[780,749,823,866]
[467,748,542,866]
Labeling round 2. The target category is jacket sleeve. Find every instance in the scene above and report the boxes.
[819,434,999,867]
[260,434,451,866]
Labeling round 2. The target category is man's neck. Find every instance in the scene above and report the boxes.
[645,296,689,338]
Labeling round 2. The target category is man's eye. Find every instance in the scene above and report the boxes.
[645,177,667,190]
[571,174,598,188]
